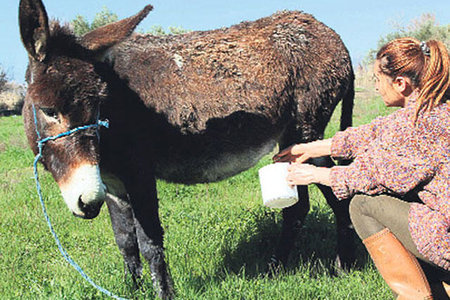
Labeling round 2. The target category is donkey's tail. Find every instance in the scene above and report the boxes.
[340,70,354,132]
[337,70,354,166]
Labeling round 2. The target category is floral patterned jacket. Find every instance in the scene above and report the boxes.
[330,95,450,270]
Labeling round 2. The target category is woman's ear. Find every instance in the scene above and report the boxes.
[393,76,414,96]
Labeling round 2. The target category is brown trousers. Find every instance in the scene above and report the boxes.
[349,194,450,282]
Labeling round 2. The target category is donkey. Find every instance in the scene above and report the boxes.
[19,0,355,298]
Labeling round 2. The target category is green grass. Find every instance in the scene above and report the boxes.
[0,93,395,300]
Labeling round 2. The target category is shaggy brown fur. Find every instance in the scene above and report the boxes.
[114,11,351,133]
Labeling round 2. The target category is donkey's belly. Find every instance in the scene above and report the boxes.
[153,139,278,184]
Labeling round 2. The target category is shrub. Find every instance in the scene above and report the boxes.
[357,13,450,92]
[72,6,119,36]
[0,67,6,94]
[363,13,450,66]
[0,82,26,116]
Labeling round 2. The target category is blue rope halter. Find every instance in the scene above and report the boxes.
[32,104,129,300]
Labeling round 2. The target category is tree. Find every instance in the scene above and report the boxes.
[0,66,7,94]
[363,13,450,66]
[72,7,191,37]
[148,25,167,36]
[147,25,191,36]
[72,6,118,36]
[167,26,191,35]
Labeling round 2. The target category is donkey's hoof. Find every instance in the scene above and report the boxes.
[265,256,285,278]
[331,254,351,277]
[156,285,175,300]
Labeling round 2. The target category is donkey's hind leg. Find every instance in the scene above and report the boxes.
[269,154,355,274]
[105,194,143,288]
[310,156,355,272]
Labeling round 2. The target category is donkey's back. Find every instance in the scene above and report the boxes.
[110,11,352,133]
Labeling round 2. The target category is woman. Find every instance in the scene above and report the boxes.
[274,37,450,300]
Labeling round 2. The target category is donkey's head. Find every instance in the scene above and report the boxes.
[19,0,152,218]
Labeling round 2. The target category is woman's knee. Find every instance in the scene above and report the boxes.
[349,194,412,241]
[349,194,370,224]
[348,195,386,240]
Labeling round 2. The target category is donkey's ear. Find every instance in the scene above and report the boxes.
[81,5,153,53]
[19,0,50,62]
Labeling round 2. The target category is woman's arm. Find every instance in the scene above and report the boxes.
[331,116,386,160]
[274,114,389,164]
[330,147,438,200]
[286,151,437,201]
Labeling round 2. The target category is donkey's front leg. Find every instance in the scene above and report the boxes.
[105,194,142,287]
[128,179,174,300]
[270,184,310,273]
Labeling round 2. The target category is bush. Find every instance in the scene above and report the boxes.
[357,13,450,92]
[72,6,191,37]
[147,25,191,36]
[0,82,26,116]
[72,6,118,36]
[363,13,450,66]
[0,67,6,94]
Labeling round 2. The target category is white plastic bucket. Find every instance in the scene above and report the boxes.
[258,163,299,209]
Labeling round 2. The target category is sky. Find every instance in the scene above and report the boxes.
[3,0,450,83]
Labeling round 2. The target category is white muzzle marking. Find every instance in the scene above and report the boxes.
[59,164,106,216]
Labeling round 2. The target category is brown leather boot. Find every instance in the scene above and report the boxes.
[363,228,433,300]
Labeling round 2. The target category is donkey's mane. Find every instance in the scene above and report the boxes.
[48,21,92,59]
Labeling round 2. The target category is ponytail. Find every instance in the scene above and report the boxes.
[417,40,450,112]
[376,37,450,118]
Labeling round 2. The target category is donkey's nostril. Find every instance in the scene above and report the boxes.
[78,196,86,209]
[76,196,103,219]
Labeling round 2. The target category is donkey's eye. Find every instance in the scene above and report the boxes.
[41,107,59,120]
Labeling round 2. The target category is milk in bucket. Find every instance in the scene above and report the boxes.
[258,162,298,209]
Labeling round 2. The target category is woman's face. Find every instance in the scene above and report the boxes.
[373,60,406,107]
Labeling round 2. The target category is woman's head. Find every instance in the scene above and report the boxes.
[375,37,450,113]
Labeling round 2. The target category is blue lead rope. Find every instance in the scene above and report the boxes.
[32,106,129,300]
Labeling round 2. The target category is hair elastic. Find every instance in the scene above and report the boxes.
[420,41,431,57]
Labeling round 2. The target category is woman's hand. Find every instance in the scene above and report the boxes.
[273,139,333,163]
[286,163,331,187]
[273,144,308,163]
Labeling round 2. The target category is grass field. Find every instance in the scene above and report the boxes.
[0,89,397,299]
